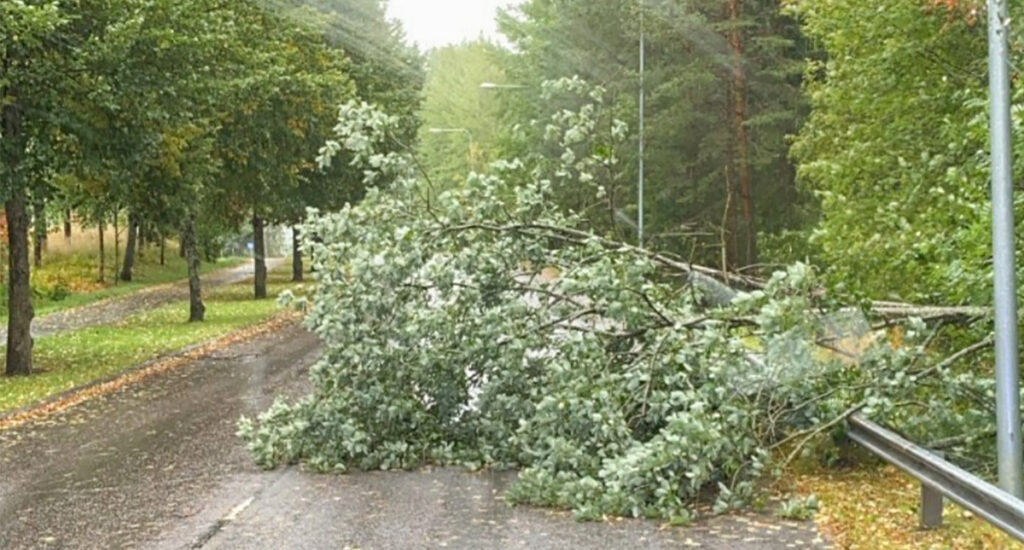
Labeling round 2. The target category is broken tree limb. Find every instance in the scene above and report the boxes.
[440,222,767,289]
[869,303,988,323]
[439,221,992,323]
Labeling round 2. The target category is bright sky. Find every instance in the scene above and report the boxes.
[386,0,521,50]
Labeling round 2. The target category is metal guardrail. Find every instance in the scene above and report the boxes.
[847,414,1024,543]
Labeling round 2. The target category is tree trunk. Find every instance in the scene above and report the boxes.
[32,194,45,269]
[137,219,145,260]
[5,186,34,376]
[98,215,106,283]
[253,214,267,299]
[3,76,34,376]
[728,0,756,267]
[63,209,72,240]
[179,234,186,258]
[159,230,166,266]
[120,213,139,282]
[292,225,303,282]
[113,211,120,286]
[721,168,734,274]
[182,216,205,322]
[310,234,321,273]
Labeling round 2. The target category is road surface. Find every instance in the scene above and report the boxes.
[0,324,830,549]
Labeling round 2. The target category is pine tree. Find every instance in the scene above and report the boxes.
[498,0,810,266]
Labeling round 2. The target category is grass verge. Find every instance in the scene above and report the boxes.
[0,271,307,415]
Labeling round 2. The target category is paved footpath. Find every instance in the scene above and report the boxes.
[0,325,831,550]
[0,257,285,342]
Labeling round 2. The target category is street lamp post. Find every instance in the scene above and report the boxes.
[986,0,1023,499]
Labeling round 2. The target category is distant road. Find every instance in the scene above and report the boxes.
[0,257,285,342]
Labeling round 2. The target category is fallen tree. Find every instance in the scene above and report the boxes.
[434,220,991,325]
[240,90,1003,521]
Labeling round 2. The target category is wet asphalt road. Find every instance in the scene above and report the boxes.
[0,323,317,550]
[0,324,830,550]
[0,258,286,342]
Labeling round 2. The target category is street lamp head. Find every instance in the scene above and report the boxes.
[427,128,472,136]
[479,82,528,90]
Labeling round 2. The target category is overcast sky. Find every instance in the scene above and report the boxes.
[386,0,521,50]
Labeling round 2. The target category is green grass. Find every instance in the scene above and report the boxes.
[1,253,248,322]
[0,271,306,414]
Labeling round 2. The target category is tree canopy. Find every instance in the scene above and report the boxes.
[2,0,423,375]
[418,40,507,186]
[493,0,812,263]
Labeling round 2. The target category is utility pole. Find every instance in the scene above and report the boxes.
[987,0,1023,498]
[638,0,646,247]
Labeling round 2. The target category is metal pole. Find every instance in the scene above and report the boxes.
[987,0,1023,498]
[638,0,645,247]
[465,130,476,173]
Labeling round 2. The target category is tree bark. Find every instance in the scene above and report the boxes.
[728,0,756,267]
[159,230,166,266]
[137,219,145,259]
[32,194,45,268]
[3,75,33,376]
[98,214,106,283]
[120,213,139,282]
[721,169,733,274]
[113,211,120,286]
[310,233,322,273]
[253,214,267,299]
[5,186,34,376]
[725,164,739,267]
[182,216,205,322]
[291,225,303,282]
[64,209,72,240]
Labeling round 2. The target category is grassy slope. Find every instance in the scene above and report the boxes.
[0,270,306,414]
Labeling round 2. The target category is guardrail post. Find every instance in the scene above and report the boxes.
[921,451,944,529]
[849,415,1024,542]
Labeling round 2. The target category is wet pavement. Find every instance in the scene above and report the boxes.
[0,257,285,342]
[0,324,831,550]
[0,324,317,550]
[168,468,830,550]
